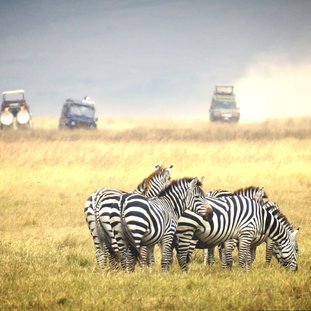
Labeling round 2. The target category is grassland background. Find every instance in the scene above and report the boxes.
[0,117,311,310]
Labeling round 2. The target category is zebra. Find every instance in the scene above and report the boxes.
[175,195,299,272]
[213,188,295,269]
[118,177,213,272]
[264,203,299,266]
[203,186,268,266]
[84,164,173,270]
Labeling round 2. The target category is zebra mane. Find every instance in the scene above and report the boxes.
[135,165,166,194]
[205,189,233,198]
[233,186,269,199]
[158,177,203,197]
[265,204,294,231]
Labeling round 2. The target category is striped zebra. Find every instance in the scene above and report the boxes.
[203,186,268,266]
[118,177,212,272]
[219,202,299,269]
[213,187,292,269]
[84,164,173,270]
[176,195,299,272]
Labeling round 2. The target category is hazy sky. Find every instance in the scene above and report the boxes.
[1,0,311,121]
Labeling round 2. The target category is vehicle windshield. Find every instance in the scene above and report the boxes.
[69,104,95,118]
[213,100,237,109]
[3,93,24,102]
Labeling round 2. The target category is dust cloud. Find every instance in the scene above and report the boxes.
[234,57,311,123]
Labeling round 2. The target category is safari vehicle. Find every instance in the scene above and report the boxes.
[209,85,240,123]
[59,97,97,129]
[1,90,32,129]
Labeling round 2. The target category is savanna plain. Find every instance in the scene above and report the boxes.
[1,117,311,311]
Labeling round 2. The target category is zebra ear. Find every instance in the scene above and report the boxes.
[167,165,173,174]
[154,164,160,170]
[254,187,264,201]
[199,176,204,184]
[189,177,199,189]
[164,165,173,179]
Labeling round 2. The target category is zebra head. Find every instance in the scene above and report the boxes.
[185,177,213,217]
[273,228,299,271]
[135,164,173,198]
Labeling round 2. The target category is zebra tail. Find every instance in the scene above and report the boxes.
[95,219,119,260]
[120,215,142,262]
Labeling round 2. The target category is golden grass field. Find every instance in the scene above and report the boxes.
[1,117,311,310]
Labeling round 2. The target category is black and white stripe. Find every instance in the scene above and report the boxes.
[214,188,297,269]
[118,177,212,272]
[84,164,172,270]
[176,195,298,272]
[203,186,268,266]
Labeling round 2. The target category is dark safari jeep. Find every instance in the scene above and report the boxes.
[59,97,97,129]
[209,85,240,123]
[1,89,32,129]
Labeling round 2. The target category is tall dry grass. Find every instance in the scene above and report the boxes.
[0,117,310,310]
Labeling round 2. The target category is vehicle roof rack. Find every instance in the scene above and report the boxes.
[2,89,25,95]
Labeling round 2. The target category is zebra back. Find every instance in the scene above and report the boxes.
[233,186,268,201]
[205,189,233,198]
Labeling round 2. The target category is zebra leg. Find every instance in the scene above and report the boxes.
[187,239,198,263]
[219,242,233,269]
[238,236,252,272]
[265,238,274,266]
[112,230,126,270]
[126,247,139,272]
[203,247,215,266]
[107,250,120,270]
[207,247,215,266]
[220,242,235,269]
[84,197,107,269]
[119,249,127,270]
[111,216,127,270]
[85,211,108,269]
[140,246,148,267]
[138,245,155,271]
[176,232,193,272]
[95,246,107,270]
[250,246,257,264]
[96,215,120,269]
[218,243,224,264]
[222,239,237,269]
[203,248,208,265]
[92,233,108,270]
[161,234,175,272]
[220,243,228,269]
[146,245,156,268]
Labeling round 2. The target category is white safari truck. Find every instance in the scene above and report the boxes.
[0,90,32,129]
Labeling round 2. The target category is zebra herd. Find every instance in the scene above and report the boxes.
[84,165,299,272]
